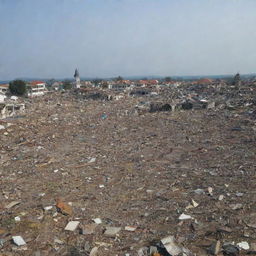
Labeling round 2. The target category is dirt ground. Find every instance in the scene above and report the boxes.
[0,87,256,256]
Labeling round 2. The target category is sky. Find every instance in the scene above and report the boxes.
[0,0,256,80]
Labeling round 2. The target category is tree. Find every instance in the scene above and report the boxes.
[165,77,172,82]
[9,80,27,96]
[114,76,123,81]
[63,80,72,90]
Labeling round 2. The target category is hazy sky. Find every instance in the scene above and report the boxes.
[0,0,256,79]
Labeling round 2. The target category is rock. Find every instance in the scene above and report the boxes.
[44,206,53,211]
[222,244,239,256]
[160,236,194,256]
[14,216,21,222]
[0,239,5,249]
[125,226,137,232]
[179,213,192,220]
[244,213,256,228]
[104,227,121,237]
[208,240,221,255]
[81,224,97,235]
[149,246,158,255]
[217,226,232,233]
[5,201,20,209]
[237,241,249,250]
[64,221,80,231]
[192,199,199,207]
[12,236,26,246]
[93,218,102,224]
[89,247,99,256]
[56,198,73,215]
[194,189,205,195]
[218,195,224,201]
[249,243,256,253]
[137,247,149,256]
[88,157,96,163]
[208,187,213,196]
[0,125,5,130]
[230,204,243,210]
[54,238,64,245]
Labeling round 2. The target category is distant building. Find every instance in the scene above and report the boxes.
[74,68,81,89]
[28,81,47,97]
[0,84,9,95]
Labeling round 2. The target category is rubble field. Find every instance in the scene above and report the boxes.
[0,85,256,256]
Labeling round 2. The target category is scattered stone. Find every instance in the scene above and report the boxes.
[179,213,192,220]
[12,236,26,246]
[194,189,205,195]
[104,227,121,237]
[54,238,64,245]
[44,206,53,211]
[14,216,21,222]
[217,226,232,233]
[208,240,221,255]
[244,213,256,228]
[230,204,243,210]
[208,187,213,196]
[222,244,239,256]
[64,221,80,231]
[56,198,73,215]
[5,201,20,209]
[137,247,149,256]
[237,241,250,250]
[81,224,97,235]
[89,247,99,256]
[160,236,193,256]
[218,195,224,201]
[192,199,199,207]
[88,157,96,163]
[93,218,102,224]
[0,239,5,249]
[125,226,137,232]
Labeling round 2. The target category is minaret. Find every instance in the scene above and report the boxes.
[74,68,81,89]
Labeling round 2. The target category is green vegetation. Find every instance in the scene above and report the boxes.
[9,80,27,96]
[63,80,72,90]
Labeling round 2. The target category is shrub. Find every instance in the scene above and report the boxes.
[9,80,27,96]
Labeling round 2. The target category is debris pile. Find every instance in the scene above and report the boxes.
[0,83,255,255]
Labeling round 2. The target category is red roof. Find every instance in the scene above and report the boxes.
[196,78,213,84]
[30,81,45,86]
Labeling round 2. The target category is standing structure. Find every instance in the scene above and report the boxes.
[74,68,81,89]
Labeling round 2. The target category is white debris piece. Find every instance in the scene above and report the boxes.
[93,218,102,224]
[178,213,192,220]
[219,195,224,201]
[237,241,250,250]
[125,226,137,232]
[12,236,26,246]
[208,187,213,196]
[192,199,199,207]
[64,221,80,231]
[44,206,53,211]
[104,227,121,237]
[88,157,96,163]
[5,201,20,209]
[14,216,21,222]
[161,236,182,256]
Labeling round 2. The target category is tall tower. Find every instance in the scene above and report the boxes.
[74,68,81,89]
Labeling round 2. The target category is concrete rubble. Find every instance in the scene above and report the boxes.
[0,81,255,255]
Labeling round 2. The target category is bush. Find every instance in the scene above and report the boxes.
[9,80,27,96]
[63,80,72,90]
